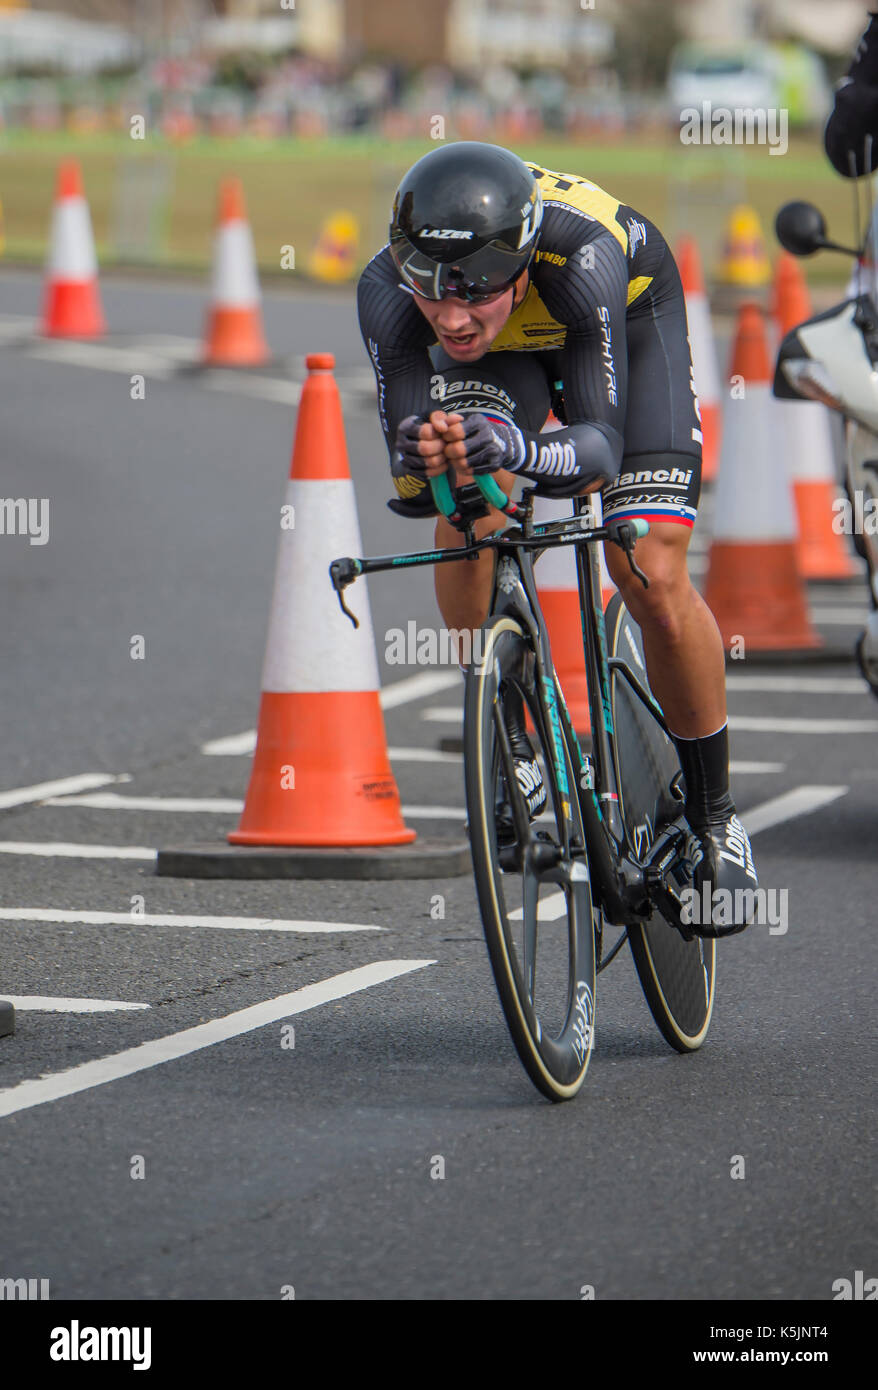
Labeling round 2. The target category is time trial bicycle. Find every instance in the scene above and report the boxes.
[330,473,715,1101]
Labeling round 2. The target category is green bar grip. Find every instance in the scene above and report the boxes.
[631,519,650,538]
[429,474,457,517]
[429,473,511,515]
[475,474,510,510]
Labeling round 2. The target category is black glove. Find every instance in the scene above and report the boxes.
[451,413,525,475]
[392,414,433,477]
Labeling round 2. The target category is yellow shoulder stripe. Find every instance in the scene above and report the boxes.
[526,161,627,253]
[627,275,652,306]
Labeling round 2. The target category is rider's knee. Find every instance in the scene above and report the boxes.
[613,542,692,644]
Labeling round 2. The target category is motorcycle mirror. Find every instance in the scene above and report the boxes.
[775,201,859,258]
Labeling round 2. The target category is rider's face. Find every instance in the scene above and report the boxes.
[411,276,525,361]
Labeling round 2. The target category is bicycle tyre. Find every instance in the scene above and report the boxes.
[604,594,716,1051]
[464,614,596,1101]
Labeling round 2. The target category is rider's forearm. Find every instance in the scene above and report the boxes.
[506,419,623,495]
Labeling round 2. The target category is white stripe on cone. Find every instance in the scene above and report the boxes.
[776,397,838,483]
[260,478,380,694]
[687,293,721,410]
[48,199,98,279]
[211,221,262,308]
[715,383,796,541]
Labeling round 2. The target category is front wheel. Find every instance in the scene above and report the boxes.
[464,615,596,1102]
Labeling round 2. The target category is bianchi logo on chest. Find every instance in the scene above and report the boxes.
[419,228,474,240]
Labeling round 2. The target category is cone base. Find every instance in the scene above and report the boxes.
[228,691,416,847]
[42,280,105,337]
[704,541,822,651]
[157,838,469,880]
[794,481,858,581]
[204,307,269,366]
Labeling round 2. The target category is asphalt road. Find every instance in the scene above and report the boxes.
[0,269,875,1305]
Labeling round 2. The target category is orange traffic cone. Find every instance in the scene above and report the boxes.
[534,486,615,735]
[41,160,105,337]
[772,254,857,580]
[677,236,721,483]
[203,178,269,366]
[704,304,821,652]
[229,353,415,847]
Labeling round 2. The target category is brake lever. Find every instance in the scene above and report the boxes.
[607,519,650,589]
[329,558,362,628]
[626,547,650,589]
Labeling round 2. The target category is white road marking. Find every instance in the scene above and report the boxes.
[742,785,848,835]
[46,793,244,812]
[201,673,462,755]
[729,716,878,733]
[201,371,301,405]
[201,730,256,756]
[380,670,461,708]
[0,960,435,1120]
[725,675,869,694]
[0,909,382,933]
[27,341,173,377]
[5,996,150,1013]
[0,773,121,811]
[0,842,155,860]
[508,893,567,922]
[387,747,462,763]
[420,706,462,723]
[45,793,470,818]
[0,313,36,334]
[137,333,202,361]
[809,608,868,625]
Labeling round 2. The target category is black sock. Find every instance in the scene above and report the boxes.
[671,724,736,829]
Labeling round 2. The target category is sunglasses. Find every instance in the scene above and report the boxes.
[411,280,513,305]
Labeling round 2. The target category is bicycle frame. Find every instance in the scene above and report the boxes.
[330,480,693,934]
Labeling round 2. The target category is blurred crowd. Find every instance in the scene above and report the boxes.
[0,50,649,140]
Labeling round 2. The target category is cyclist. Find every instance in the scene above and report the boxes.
[357,141,757,936]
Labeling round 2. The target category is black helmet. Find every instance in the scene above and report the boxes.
[389,142,542,302]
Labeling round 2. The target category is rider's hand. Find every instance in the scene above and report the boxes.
[432,410,524,476]
[392,414,449,479]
